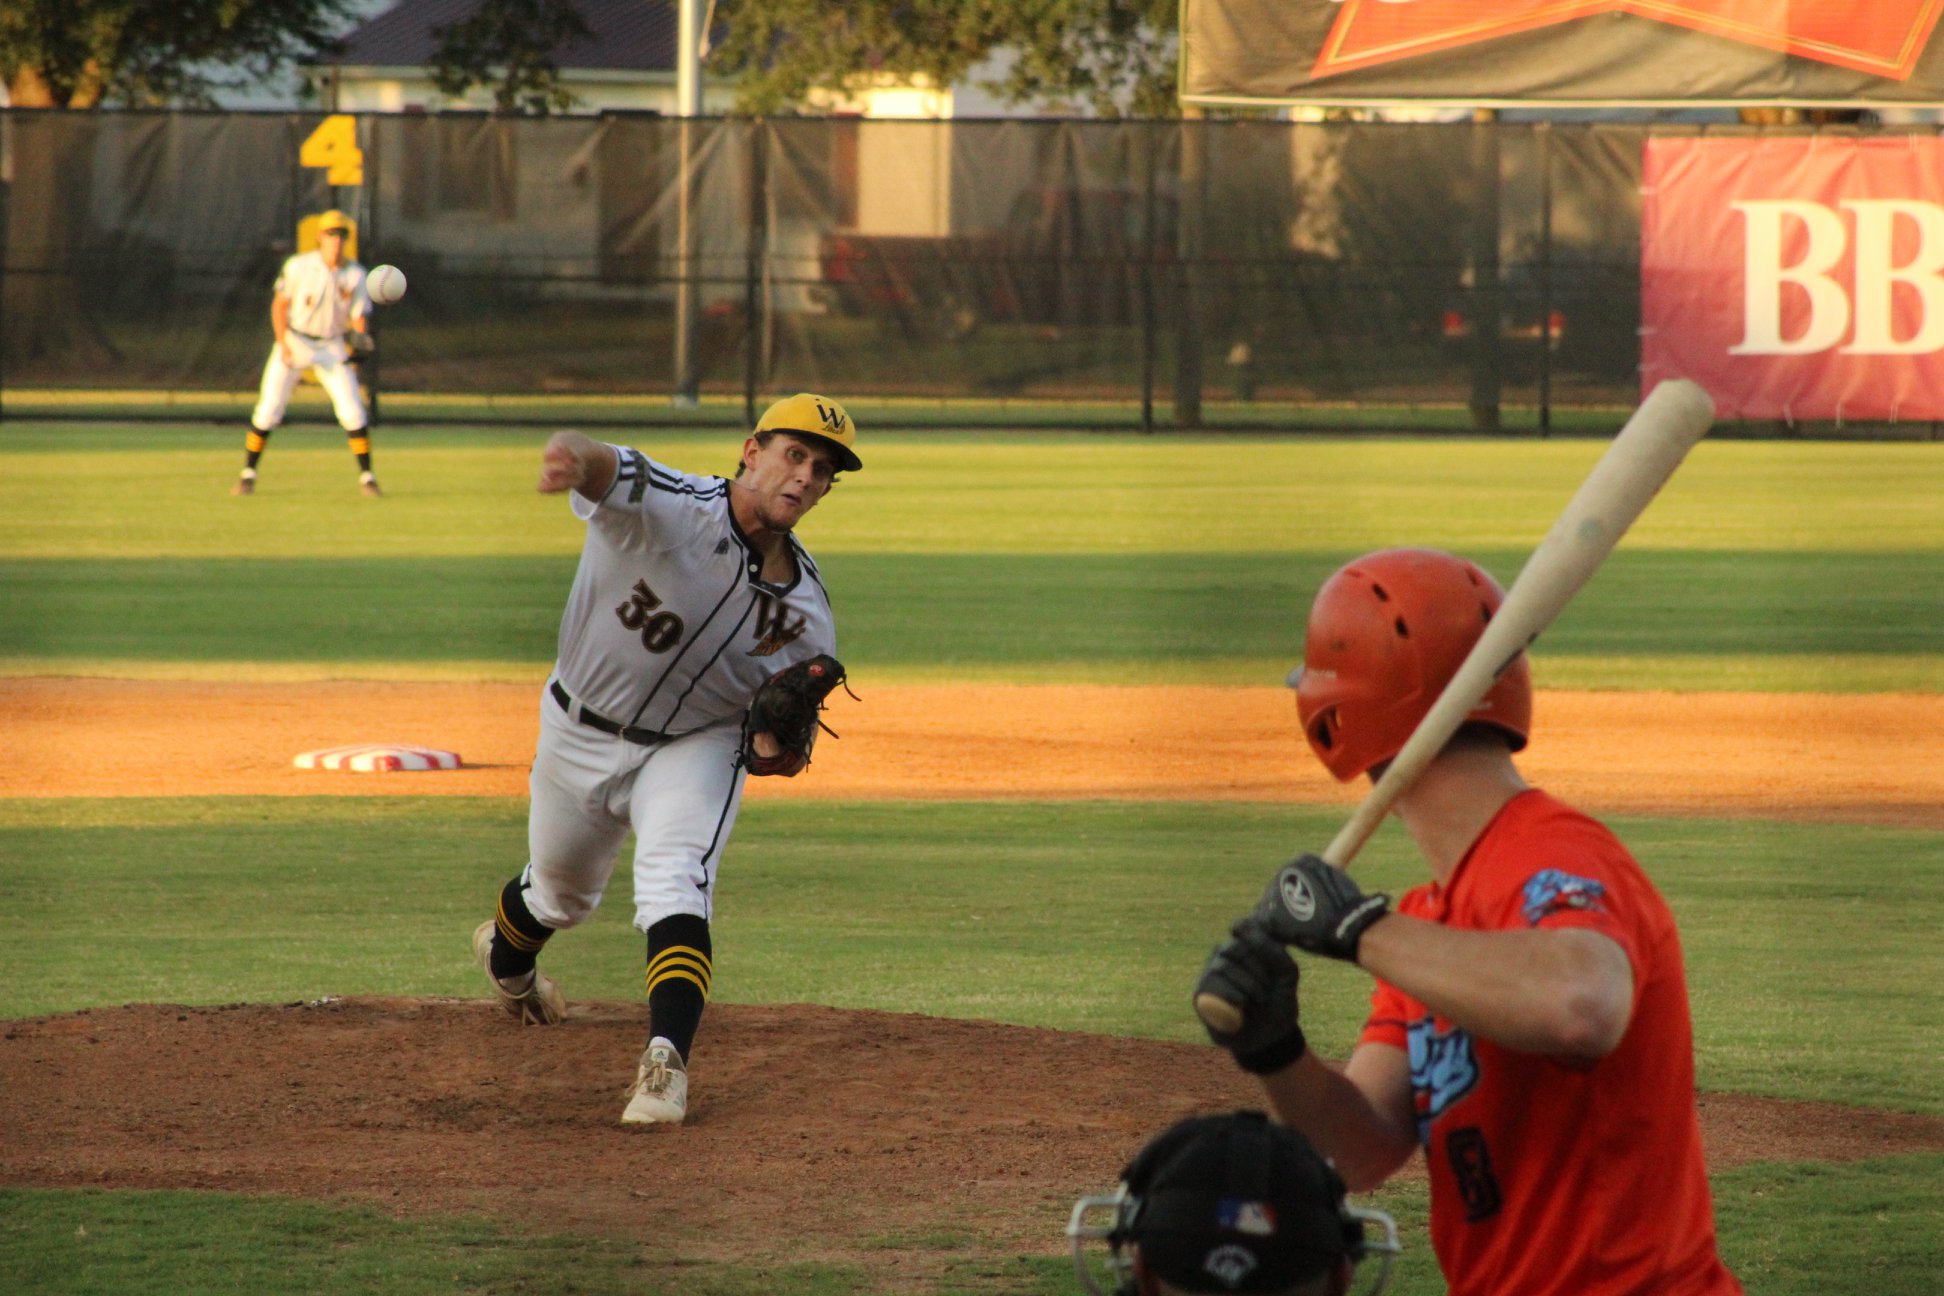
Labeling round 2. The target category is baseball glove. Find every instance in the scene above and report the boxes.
[741,654,850,777]
[346,331,375,363]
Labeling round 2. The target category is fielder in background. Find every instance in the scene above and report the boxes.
[232,208,381,499]
[472,393,862,1126]
[1195,548,1743,1296]
[1067,1110,1399,1296]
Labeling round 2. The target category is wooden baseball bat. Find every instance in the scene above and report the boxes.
[1195,378,1715,1034]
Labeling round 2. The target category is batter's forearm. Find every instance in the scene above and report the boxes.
[1258,1049,1417,1191]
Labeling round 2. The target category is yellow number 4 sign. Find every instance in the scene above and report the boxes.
[300,115,364,186]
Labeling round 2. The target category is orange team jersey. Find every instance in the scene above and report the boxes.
[1359,789,1742,1296]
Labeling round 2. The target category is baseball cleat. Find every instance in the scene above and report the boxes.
[231,474,256,496]
[621,1042,688,1126]
[360,476,384,498]
[472,919,566,1025]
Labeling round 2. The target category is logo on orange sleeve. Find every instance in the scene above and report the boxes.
[1316,0,1944,81]
[1520,869,1608,925]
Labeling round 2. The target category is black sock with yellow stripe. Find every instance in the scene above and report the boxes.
[244,427,270,469]
[348,430,372,474]
[645,914,712,1062]
[487,874,553,980]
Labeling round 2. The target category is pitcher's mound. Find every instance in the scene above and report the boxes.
[4,998,1942,1281]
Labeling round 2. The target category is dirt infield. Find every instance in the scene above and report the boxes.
[4,678,1942,827]
[6,675,1942,1281]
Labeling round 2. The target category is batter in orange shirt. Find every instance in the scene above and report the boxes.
[1193,548,1742,1296]
[1360,789,1737,1294]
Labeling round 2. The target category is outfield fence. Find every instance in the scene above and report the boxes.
[0,109,1936,436]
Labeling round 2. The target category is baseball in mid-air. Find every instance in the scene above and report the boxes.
[367,264,407,305]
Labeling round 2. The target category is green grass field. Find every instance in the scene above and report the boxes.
[3,422,1941,1294]
[4,424,1940,691]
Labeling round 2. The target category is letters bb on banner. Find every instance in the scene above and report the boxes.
[1643,137,1944,422]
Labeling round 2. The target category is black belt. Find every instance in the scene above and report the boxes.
[289,329,335,343]
[551,680,673,745]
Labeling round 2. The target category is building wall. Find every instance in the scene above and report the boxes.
[809,82,954,238]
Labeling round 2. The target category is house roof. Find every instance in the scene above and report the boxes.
[316,0,679,72]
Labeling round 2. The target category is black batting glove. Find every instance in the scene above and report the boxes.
[1253,853,1392,963]
[1195,920,1307,1075]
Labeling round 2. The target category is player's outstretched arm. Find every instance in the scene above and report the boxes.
[539,431,618,500]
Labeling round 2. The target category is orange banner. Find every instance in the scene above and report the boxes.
[1318,1,1944,81]
[1182,0,1944,107]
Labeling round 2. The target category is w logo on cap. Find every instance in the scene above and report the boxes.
[814,401,849,434]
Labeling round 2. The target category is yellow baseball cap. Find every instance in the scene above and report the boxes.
[754,392,861,472]
[317,209,354,233]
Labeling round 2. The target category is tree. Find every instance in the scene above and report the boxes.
[0,0,354,108]
[0,1,359,372]
[710,0,1181,118]
[427,0,594,114]
[985,0,1180,118]
[422,0,1183,119]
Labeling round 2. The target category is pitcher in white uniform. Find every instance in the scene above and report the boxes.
[472,392,863,1127]
[232,209,381,498]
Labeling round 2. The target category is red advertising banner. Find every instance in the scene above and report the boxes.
[1642,136,1944,421]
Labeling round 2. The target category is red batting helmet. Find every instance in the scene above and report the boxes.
[1292,548,1531,782]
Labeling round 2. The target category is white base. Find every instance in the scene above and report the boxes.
[295,744,462,773]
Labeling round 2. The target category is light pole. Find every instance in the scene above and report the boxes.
[671,0,705,406]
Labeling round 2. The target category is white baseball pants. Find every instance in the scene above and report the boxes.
[519,683,749,933]
[251,334,367,432]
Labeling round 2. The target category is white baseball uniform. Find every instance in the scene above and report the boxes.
[521,445,839,934]
[251,250,370,433]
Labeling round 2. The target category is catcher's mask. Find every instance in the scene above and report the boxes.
[1288,547,1530,783]
[1067,1112,1399,1296]
[755,391,862,472]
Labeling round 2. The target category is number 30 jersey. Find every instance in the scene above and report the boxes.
[551,446,838,734]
